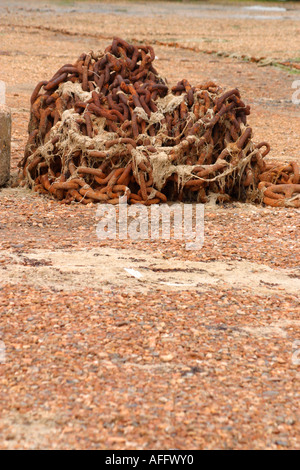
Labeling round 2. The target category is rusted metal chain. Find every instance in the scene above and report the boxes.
[20,38,300,209]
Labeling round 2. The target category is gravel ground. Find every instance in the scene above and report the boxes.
[0,0,299,450]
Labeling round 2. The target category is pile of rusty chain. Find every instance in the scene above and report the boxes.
[20,37,300,208]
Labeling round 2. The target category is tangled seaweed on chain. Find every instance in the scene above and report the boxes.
[19,37,300,207]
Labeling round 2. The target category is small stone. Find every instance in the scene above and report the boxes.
[275,440,289,447]
[160,354,174,362]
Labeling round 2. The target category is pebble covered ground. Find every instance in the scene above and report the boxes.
[0,0,299,450]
